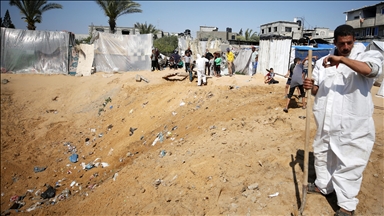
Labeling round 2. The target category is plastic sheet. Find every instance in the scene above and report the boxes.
[0,27,69,74]
[92,32,152,72]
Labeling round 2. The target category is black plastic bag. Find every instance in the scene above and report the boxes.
[41,185,56,199]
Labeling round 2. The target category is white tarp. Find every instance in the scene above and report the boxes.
[258,38,292,76]
[233,47,252,75]
[0,27,69,74]
[92,32,152,72]
[76,44,94,76]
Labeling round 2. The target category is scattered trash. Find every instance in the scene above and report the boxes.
[152,132,164,146]
[268,192,279,198]
[154,179,162,187]
[172,111,177,116]
[258,160,263,167]
[129,127,137,136]
[52,96,59,101]
[110,105,113,109]
[248,183,259,190]
[107,124,113,131]
[299,116,306,119]
[2,79,9,84]
[46,109,58,114]
[41,185,56,199]
[69,154,78,163]
[103,97,112,107]
[90,128,96,133]
[81,163,95,170]
[98,133,103,138]
[222,128,227,131]
[101,162,109,168]
[180,101,186,106]
[34,166,47,173]
[159,150,167,158]
[70,181,76,187]
[209,125,216,130]
[135,74,142,82]
[108,148,114,156]
[171,126,178,131]
[129,109,134,114]
[113,173,118,181]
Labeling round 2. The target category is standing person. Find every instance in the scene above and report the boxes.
[195,54,208,86]
[283,57,308,112]
[214,52,222,77]
[185,46,193,56]
[226,48,235,77]
[184,52,192,73]
[171,50,181,70]
[155,48,161,71]
[284,57,299,98]
[303,24,383,216]
[249,46,258,76]
[150,49,157,71]
[205,49,213,75]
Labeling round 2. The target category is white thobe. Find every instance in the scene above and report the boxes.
[196,54,208,86]
[312,43,383,211]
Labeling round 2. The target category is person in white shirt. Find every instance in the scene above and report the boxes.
[195,54,208,86]
[249,46,258,76]
[304,24,383,216]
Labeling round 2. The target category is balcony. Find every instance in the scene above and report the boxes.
[346,17,376,29]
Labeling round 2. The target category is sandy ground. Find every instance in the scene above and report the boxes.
[1,68,383,216]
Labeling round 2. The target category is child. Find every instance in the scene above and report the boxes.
[184,52,192,73]
[283,57,308,113]
[264,68,279,84]
[214,52,221,77]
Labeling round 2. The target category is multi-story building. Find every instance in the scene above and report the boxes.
[260,20,302,39]
[260,19,333,41]
[344,1,384,39]
[196,26,237,41]
[86,25,168,39]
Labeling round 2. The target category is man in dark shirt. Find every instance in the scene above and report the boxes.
[205,49,214,75]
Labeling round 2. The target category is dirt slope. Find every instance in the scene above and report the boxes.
[1,69,383,215]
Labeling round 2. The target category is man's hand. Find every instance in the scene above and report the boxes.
[304,78,314,90]
[323,55,343,68]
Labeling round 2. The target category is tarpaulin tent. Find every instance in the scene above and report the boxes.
[233,47,253,75]
[0,27,69,74]
[258,36,292,76]
[92,32,152,72]
[293,45,333,62]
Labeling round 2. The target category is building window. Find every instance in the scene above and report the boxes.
[381,7,384,14]
[285,27,292,32]
[273,27,277,32]
[374,27,379,36]
[262,29,264,34]
[268,27,271,32]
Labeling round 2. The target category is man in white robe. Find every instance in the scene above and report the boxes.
[304,24,383,216]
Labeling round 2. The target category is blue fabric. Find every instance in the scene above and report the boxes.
[69,153,78,163]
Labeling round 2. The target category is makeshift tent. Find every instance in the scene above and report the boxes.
[92,32,152,72]
[258,37,292,76]
[178,37,223,58]
[0,27,69,74]
[232,47,253,74]
[365,40,384,97]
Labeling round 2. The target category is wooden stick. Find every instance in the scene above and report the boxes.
[299,49,313,215]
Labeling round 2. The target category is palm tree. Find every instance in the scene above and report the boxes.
[95,0,142,34]
[9,0,62,30]
[134,22,159,35]
[244,28,257,41]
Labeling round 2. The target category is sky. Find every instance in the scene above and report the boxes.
[0,1,380,36]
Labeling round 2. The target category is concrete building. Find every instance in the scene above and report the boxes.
[86,25,169,39]
[344,1,384,39]
[259,19,333,44]
[260,20,302,39]
[196,26,237,41]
